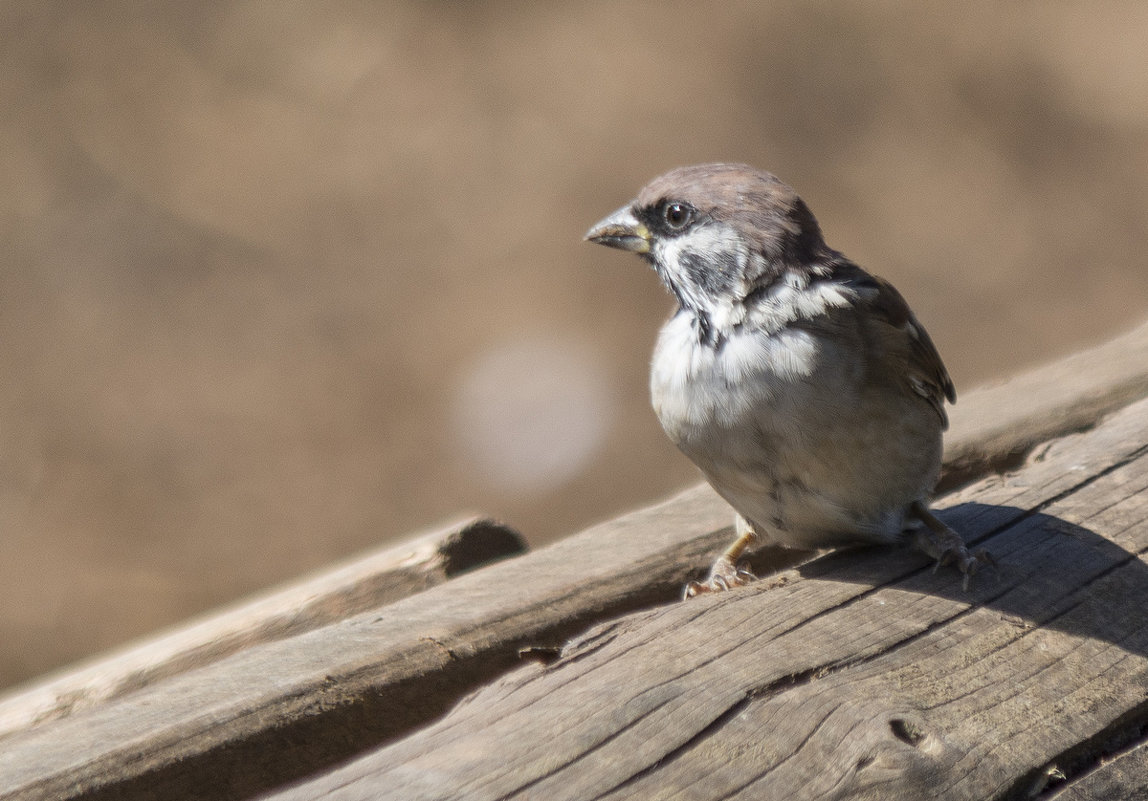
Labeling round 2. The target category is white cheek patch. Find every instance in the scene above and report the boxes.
[676,224,748,259]
[653,225,751,323]
[655,224,748,268]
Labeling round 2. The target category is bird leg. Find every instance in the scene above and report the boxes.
[909,501,995,590]
[683,528,758,599]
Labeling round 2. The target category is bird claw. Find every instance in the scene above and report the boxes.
[909,501,998,590]
[918,528,996,591]
[683,556,756,599]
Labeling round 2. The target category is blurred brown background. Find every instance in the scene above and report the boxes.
[2,1,1147,690]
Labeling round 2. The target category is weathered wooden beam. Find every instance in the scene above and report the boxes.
[0,319,1147,801]
[0,517,524,739]
[270,394,1148,800]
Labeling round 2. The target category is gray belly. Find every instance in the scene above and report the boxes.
[650,321,942,549]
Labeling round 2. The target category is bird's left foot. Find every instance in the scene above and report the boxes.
[910,501,996,590]
[684,530,758,599]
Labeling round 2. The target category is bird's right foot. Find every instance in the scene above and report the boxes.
[683,529,758,599]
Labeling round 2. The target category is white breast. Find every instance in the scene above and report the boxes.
[650,272,857,440]
[650,314,821,438]
[646,277,932,549]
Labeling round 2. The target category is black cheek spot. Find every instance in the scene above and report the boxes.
[679,251,715,293]
[712,250,742,290]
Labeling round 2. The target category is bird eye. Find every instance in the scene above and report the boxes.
[662,202,693,230]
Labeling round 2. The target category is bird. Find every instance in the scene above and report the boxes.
[584,163,991,597]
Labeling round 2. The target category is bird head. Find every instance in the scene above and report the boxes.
[585,164,832,328]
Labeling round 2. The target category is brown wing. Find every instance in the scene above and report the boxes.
[832,263,956,428]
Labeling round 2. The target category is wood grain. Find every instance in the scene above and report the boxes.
[271,395,1148,800]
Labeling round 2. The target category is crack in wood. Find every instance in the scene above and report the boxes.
[547,626,621,667]
[500,694,680,801]
[705,710,839,801]
[1021,442,1148,521]
[1006,698,1148,800]
[583,691,767,801]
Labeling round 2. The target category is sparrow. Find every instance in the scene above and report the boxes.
[585,163,990,596]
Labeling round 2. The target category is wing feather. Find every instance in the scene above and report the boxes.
[830,263,955,427]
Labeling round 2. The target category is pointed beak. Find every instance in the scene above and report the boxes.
[584,204,651,254]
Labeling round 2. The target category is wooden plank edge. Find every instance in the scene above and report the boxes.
[940,317,1148,491]
[0,516,524,740]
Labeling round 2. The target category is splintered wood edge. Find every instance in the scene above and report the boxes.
[0,517,525,739]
